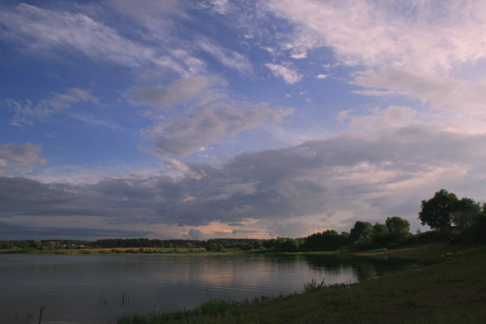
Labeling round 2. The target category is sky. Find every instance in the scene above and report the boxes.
[1,0,486,241]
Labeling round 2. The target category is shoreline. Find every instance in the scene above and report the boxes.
[112,244,486,323]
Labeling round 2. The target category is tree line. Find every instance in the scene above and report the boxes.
[2,189,485,253]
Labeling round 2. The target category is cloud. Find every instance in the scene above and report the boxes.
[142,102,293,157]
[267,221,317,238]
[7,88,98,125]
[188,228,205,240]
[265,63,302,84]
[69,113,123,131]
[208,0,231,14]
[265,0,486,74]
[0,143,46,175]
[0,3,155,67]
[0,221,150,240]
[3,124,486,236]
[134,75,293,158]
[0,2,204,77]
[352,68,486,112]
[128,76,216,109]
[198,39,253,74]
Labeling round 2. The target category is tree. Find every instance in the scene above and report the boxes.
[450,198,480,227]
[31,240,43,250]
[385,216,410,235]
[349,221,373,244]
[373,223,389,236]
[418,189,458,230]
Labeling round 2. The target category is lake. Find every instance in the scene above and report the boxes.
[0,253,422,324]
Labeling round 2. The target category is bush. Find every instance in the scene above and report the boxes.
[416,230,451,244]
[458,212,486,244]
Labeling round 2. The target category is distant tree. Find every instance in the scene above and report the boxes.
[206,243,217,251]
[352,225,374,250]
[216,243,224,251]
[370,223,391,247]
[373,223,389,236]
[31,240,43,250]
[252,240,263,250]
[263,239,276,249]
[451,198,481,227]
[340,231,349,241]
[47,241,57,250]
[281,238,299,251]
[349,221,373,244]
[418,189,459,230]
[320,230,346,250]
[206,243,224,252]
[385,216,410,235]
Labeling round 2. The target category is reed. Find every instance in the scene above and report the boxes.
[302,278,325,292]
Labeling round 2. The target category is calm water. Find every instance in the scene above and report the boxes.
[0,253,422,324]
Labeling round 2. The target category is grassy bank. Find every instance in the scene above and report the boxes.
[115,244,486,324]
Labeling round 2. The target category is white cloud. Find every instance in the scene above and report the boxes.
[353,68,486,113]
[208,0,231,15]
[290,51,307,59]
[0,3,205,77]
[315,74,328,79]
[7,88,98,125]
[0,4,157,67]
[265,63,302,84]
[198,39,253,74]
[142,102,293,157]
[69,113,123,131]
[265,0,486,74]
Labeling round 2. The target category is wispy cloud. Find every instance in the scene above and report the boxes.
[265,0,486,74]
[0,2,205,77]
[7,88,98,126]
[265,63,302,84]
[198,39,253,74]
[142,102,293,157]
[352,68,486,113]
[128,76,217,110]
[69,113,123,131]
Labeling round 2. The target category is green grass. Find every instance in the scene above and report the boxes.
[114,244,486,324]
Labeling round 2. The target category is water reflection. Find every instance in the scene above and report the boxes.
[0,253,423,324]
[301,254,421,282]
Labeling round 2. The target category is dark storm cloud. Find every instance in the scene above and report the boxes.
[1,125,486,228]
[0,221,150,240]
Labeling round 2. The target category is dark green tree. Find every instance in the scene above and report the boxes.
[349,221,373,243]
[451,198,481,226]
[418,189,458,230]
[385,216,410,235]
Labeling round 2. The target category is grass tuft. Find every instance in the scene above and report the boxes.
[303,278,325,292]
